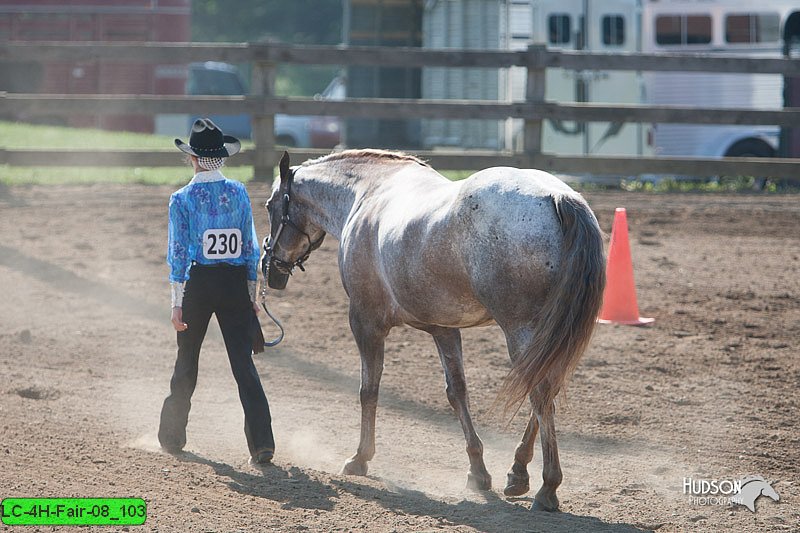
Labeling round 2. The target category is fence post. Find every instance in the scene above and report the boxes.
[251,55,276,182]
[524,44,547,167]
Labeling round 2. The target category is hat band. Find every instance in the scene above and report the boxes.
[191,145,226,153]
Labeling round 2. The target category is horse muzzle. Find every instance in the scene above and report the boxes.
[262,237,290,290]
[266,258,291,290]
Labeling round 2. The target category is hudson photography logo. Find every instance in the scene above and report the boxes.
[683,475,780,512]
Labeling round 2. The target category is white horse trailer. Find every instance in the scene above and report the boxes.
[422,0,647,156]
[642,0,799,162]
[422,0,800,168]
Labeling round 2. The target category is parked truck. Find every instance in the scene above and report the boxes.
[185,61,343,148]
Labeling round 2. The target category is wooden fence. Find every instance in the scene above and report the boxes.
[1,41,800,181]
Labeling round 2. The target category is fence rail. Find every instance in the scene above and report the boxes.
[1,41,799,181]
[4,93,800,126]
[5,41,800,74]
[5,148,795,179]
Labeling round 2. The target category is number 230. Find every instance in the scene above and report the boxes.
[207,232,238,255]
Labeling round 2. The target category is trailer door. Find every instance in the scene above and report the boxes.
[586,0,644,157]
[539,0,585,156]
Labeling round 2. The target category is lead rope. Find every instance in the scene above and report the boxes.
[259,277,285,347]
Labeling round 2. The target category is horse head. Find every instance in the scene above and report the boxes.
[731,476,780,513]
[262,151,326,290]
[761,483,780,502]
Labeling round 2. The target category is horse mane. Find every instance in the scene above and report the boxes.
[301,149,431,168]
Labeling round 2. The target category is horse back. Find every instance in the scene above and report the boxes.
[342,166,584,328]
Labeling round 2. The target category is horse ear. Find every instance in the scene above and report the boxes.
[279,151,291,183]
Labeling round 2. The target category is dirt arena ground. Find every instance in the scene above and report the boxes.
[0,182,798,532]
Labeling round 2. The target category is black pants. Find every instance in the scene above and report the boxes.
[158,264,274,456]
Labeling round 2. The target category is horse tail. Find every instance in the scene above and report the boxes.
[499,193,605,415]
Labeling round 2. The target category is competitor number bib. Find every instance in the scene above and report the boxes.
[202,228,242,260]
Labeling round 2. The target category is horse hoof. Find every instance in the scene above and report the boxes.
[467,471,492,491]
[503,480,530,497]
[504,468,530,496]
[341,457,368,477]
[531,496,560,512]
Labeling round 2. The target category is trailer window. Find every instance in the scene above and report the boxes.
[548,14,571,44]
[602,15,625,46]
[686,15,712,44]
[656,14,712,45]
[725,13,780,44]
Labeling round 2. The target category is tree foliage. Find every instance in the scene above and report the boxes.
[191,0,342,45]
[191,0,343,96]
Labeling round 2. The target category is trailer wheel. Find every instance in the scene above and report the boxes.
[725,138,775,159]
[723,139,775,190]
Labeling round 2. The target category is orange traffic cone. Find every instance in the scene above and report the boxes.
[598,207,654,326]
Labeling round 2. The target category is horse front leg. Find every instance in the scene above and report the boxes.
[428,326,491,491]
[341,310,387,477]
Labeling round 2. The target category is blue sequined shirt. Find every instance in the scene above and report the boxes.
[167,169,259,283]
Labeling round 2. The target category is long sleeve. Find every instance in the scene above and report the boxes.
[241,189,260,282]
[167,193,191,283]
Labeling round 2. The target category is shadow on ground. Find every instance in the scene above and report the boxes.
[175,451,651,533]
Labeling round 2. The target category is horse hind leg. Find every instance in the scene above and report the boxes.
[503,404,539,497]
[428,326,492,491]
[532,400,562,512]
[500,328,562,510]
[342,310,388,477]
[502,328,540,498]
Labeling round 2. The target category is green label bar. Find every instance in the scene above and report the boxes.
[1,498,146,526]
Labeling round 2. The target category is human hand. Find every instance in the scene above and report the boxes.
[171,307,188,331]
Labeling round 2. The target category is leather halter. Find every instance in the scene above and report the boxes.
[261,169,325,278]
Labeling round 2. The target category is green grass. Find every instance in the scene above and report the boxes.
[619,176,797,193]
[0,120,185,150]
[0,166,257,186]
[440,170,475,182]
[0,121,255,185]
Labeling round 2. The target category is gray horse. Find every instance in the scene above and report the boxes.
[262,150,605,511]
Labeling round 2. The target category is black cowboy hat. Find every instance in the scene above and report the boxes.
[174,118,241,158]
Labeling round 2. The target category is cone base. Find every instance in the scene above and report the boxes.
[598,316,654,326]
